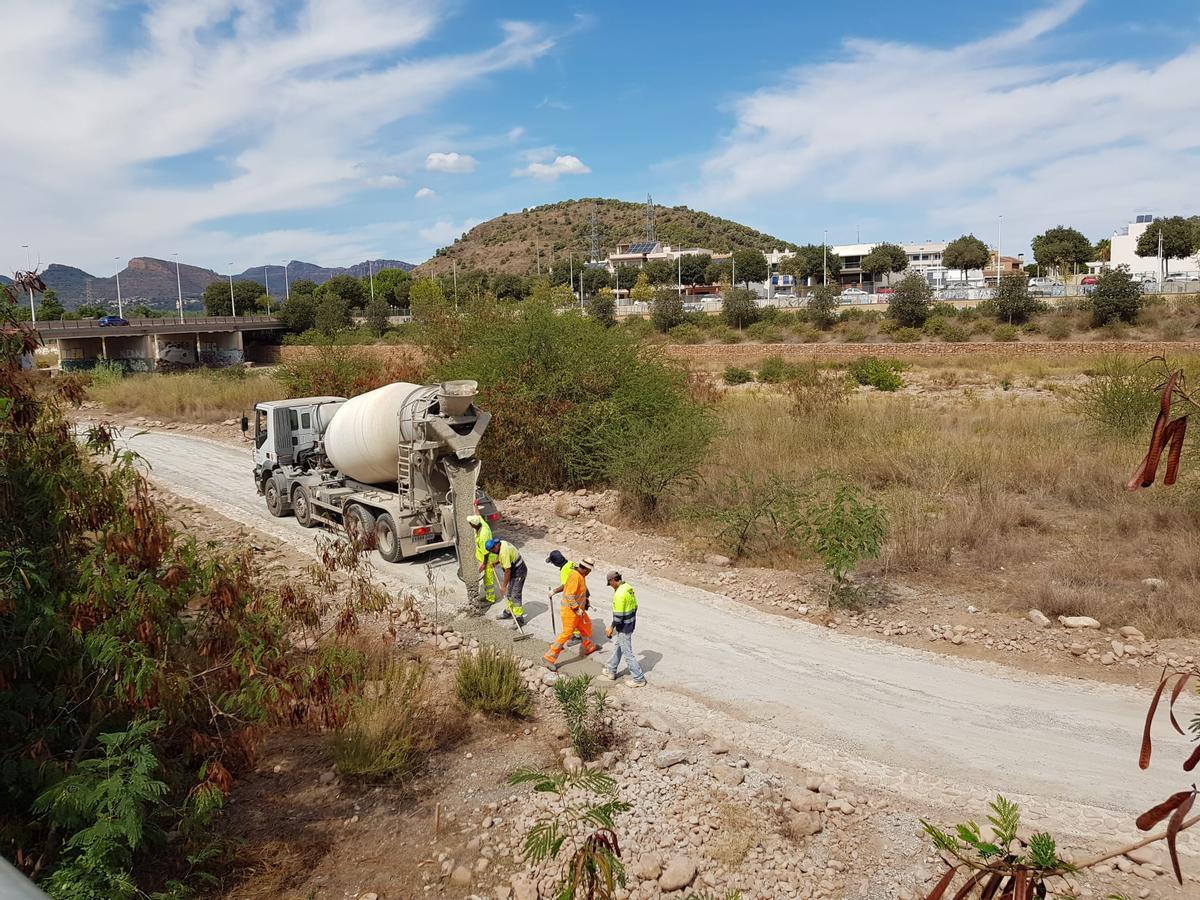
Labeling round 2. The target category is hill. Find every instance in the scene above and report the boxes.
[34,257,415,307]
[414,197,797,276]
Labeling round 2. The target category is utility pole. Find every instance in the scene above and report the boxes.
[228,263,236,317]
[569,252,574,301]
[172,253,183,323]
[823,229,828,286]
[368,260,375,301]
[113,257,124,317]
[677,252,682,297]
[1159,229,1165,281]
[283,261,290,301]
[452,260,458,308]
[263,265,270,312]
[997,215,1003,286]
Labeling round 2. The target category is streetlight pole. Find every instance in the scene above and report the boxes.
[172,253,183,323]
[997,215,1003,286]
[452,260,458,309]
[228,263,236,317]
[113,257,124,317]
[20,244,35,323]
[263,264,270,313]
[368,260,375,302]
[823,229,828,286]
[283,261,290,301]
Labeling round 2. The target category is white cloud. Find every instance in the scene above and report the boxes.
[0,2,555,272]
[415,187,437,199]
[419,218,479,246]
[506,126,526,142]
[513,154,591,181]
[425,151,478,173]
[697,0,1200,250]
[365,174,404,188]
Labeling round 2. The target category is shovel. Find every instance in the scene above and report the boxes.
[507,596,531,643]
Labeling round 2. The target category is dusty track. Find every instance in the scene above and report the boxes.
[116,427,1197,847]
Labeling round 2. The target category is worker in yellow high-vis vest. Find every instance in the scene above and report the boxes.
[466,515,497,610]
[600,571,646,687]
[485,538,526,626]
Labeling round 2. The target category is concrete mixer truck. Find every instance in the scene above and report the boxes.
[243,380,499,579]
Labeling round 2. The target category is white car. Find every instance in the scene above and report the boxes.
[1165,273,1200,283]
[839,288,869,304]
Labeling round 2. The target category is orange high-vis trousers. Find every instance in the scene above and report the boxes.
[544,604,596,663]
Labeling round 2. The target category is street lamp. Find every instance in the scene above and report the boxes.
[21,244,36,323]
[172,253,183,323]
[113,257,123,317]
[369,259,376,302]
[263,264,270,314]
[823,230,828,286]
[228,263,236,317]
[997,215,1003,286]
[282,261,290,302]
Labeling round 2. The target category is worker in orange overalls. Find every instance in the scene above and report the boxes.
[544,556,597,670]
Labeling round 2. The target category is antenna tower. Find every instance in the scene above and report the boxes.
[644,193,656,243]
[589,208,600,263]
[84,278,94,307]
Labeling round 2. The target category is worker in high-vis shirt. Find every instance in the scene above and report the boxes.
[546,549,588,646]
[466,515,497,609]
[544,557,597,670]
[600,571,646,687]
[485,538,526,626]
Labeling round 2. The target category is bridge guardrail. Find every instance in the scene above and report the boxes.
[36,315,281,332]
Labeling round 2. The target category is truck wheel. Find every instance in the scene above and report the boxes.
[374,513,403,563]
[293,486,316,528]
[264,479,290,518]
[344,504,377,548]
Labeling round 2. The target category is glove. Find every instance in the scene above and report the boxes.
[606,627,613,638]
[547,586,554,597]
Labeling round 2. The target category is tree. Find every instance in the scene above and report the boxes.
[364,294,390,337]
[628,273,655,303]
[280,293,318,333]
[732,249,768,287]
[373,267,412,307]
[943,234,990,283]
[290,278,318,296]
[410,277,453,324]
[37,289,64,320]
[806,284,839,329]
[780,244,841,285]
[613,265,641,293]
[76,302,108,319]
[993,274,1038,325]
[678,253,711,286]
[721,287,760,329]
[704,258,731,285]
[581,267,610,297]
[651,289,685,333]
[642,258,675,286]
[586,290,616,327]
[201,279,264,316]
[1136,216,1200,276]
[887,274,933,327]
[320,274,367,310]
[1094,238,1111,262]
[128,303,159,319]
[860,243,909,285]
[1090,266,1141,327]
[313,295,350,337]
[1030,226,1092,278]
[492,273,527,302]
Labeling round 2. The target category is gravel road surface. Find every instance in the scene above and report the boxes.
[117,427,1194,839]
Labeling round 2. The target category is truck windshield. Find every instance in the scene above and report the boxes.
[255,410,268,449]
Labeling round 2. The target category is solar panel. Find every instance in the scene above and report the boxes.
[627,241,658,254]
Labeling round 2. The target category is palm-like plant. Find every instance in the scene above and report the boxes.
[508,768,631,900]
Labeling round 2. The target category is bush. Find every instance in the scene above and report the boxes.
[278,345,423,398]
[552,675,612,761]
[994,275,1040,325]
[668,323,704,344]
[1073,356,1162,437]
[717,327,745,343]
[887,274,933,327]
[930,301,959,318]
[992,324,1019,342]
[940,323,970,342]
[745,322,784,343]
[586,292,615,327]
[890,327,921,343]
[651,289,686,333]
[785,364,851,417]
[842,326,868,343]
[333,660,435,779]
[89,359,125,387]
[1090,267,1142,326]
[923,316,951,337]
[723,365,753,385]
[721,288,761,329]
[848,356,903,391]
[1045,318,1071,341]
[456,646,531,717]
[757,355,792,384]
[799,479,887,590]
[806,285,840,329]
[792,324,820,343]
[691,473,807,559]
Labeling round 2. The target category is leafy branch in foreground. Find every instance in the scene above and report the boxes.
[508,768,631,900]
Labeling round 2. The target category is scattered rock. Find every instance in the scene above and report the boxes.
[1059,615,1101,629]
[510,873,538,900]
[1120,626,1146,642]
[1070,644,1087,656]
[630,852,663,881]
[704,553,732,567]
[319,770,336,785]
[1027,609,1051,628]
[786,811,823,839]
[655,750,688,769]
[1100,652,1116,666]
[659,856,698,891]
[709,765,744,786]
[449,865,472,887]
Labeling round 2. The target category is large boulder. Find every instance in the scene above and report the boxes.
[659,856,698,891]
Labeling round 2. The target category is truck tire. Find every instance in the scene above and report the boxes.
[293,486,316,528]
[344,504,377,548]
[374,513,403,563]
[264,478,290,518]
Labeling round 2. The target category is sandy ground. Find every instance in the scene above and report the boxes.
[104,424,1200,858]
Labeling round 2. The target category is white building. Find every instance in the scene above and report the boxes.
[1108,215,1200,278]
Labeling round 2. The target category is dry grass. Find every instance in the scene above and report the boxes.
[88,370,285,423]
[709,803,761,866]
[686,389,1200,636]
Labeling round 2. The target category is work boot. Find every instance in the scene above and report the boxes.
[498,608,513,620]
[515,615,526,627]
[542,659,558,672]
[567,634,582,647]
[628,679,647,689]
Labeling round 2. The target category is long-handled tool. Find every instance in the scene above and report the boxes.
[508,597,531,643]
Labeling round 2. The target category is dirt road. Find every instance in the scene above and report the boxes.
[117,427,1195,843]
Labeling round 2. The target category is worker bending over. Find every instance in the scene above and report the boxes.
[600,571,646,687]
[466,515,498,611]
[485,538,526,626]
[546,549,588,646]
[544,557,597,670]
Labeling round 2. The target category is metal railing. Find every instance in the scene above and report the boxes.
[35,315,281,332]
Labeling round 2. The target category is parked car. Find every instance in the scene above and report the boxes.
[875,287,895,295]
[97,315,129,327]
[1165,273,1200,283]
[839,288,869,304]
[1080,276,1099,285]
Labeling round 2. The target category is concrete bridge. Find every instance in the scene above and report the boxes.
[35,315,283,371]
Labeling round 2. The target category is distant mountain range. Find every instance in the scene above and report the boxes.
[21,257,414,308]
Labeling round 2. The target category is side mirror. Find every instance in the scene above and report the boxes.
[240,415,249,433]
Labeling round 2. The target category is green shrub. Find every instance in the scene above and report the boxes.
[890,327,921,343]
[1045,318,1071,341]
[793,324,820,343]
[455,645,531,717]
[757,355,792,384]
[877,318,899,335]
[842,327,868,343]
[930,302,959,318]
[745,322,784,343]
[690,472,807,559]
[279,345,422,397]
[668,323,704,344]
[785,363,851,417]
[971,319,993,335]
[718,327,744,344]
[88,360,125,387]
[923,316,950,337]
[1073,356,1161,437]
[552,675,612,761]
[848,356,903,391]
[723,365,753,385]
[992,324,1019,342]
[1090,268,1142,326]
[940,323,970,342]
[333,660,435,780]
[799,479,887,590]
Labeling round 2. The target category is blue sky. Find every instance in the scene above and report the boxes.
[3,0,1199,274]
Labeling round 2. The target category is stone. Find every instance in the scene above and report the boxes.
[1070,643,1087,656]
[360,894,378,900]
[655,750,688,769]
[1027,609,1051,627]
[786,811,823,839]
[511,873,538,900]
[450,865,472,887]
[1111,640,1126,657]
[1100,653,1116,665]
[563,754,583,774]
[659,856,698,891]
[319,770,336,784]
[1143,578,1167,592]
[630,852,663,881]
[709,765,744,786]
[1121,626,1146,642]
[709,739,731,755]
[639,712,675,734]
[1059,615,1101,629]
[704,553,732,567]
